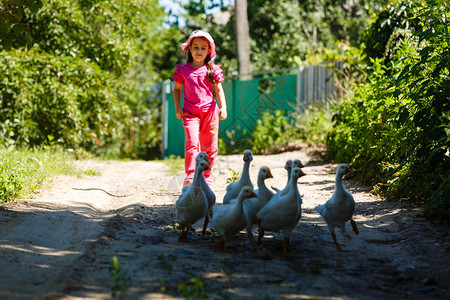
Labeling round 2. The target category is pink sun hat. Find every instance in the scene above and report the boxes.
[181,30,216,59]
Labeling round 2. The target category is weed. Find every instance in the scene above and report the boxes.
[178,278,209,299]
[82,168,101,176]
[162,262,173,273]
[169,220,182,231]
[157,253,174,273]
[216,290,231,300]
[219,258,229,264]
[226,168,240,184]
[109,256,132,299]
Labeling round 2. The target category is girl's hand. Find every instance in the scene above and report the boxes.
[176,108,184,119]
[219,107,227,120]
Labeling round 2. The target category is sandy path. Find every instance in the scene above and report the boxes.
[0,149,448,299]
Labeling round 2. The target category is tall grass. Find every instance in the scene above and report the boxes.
[0,146,79,204]
[293,100,336,145]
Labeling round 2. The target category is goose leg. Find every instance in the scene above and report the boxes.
[178,228,189,242]
[202,215,209,236]
[178,222,194,242]
[350,219,359,235]
[257,220,264,244]
[186,223,195,232]
[331,233,348,252]
[223,236,234,249]
[247,231,259,252]
[214,239,225,251]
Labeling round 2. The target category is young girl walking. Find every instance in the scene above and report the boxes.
[173,30,227,187]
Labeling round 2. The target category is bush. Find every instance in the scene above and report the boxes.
[0,0,165,159]
[0,48,130,155]
[252,110,299,154]
[327,0,450,221]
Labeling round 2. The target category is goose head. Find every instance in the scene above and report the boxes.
[291,167,306,180]
[239,186,257,199]
[196,152,210,165]
[337,163,352,177]
[260,166,273,179]
[293,159,304,168]
[243,150,253,162]
[198,160,211,172]
[284,160,293,171]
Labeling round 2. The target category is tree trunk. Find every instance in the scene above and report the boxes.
[235,0,251,80]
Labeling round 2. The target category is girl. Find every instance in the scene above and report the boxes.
[173,30,227,187]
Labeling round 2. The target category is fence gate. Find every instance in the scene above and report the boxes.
[162,65,336,158]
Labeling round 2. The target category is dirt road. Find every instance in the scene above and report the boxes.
[0,149,449,299]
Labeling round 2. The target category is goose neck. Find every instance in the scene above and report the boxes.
[192,166,204,188]
[290,176,299,194]
[335,173,344,193]
[241,161,250,180]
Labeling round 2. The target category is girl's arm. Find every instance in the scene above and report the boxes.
[215,82,227,120]
[173,82,184,119]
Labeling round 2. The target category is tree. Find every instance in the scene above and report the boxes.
[235,0,251,80]
[0,0,43,50]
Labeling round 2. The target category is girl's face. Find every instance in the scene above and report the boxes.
[189,37,210,66]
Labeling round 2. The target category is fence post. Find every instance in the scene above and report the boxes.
[162,79,171,158]
[296,65,304,111]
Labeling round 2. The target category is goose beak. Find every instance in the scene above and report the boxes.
[267,170,273,178]
[295,160,304,168]
[250,190,257,197]
[299,170,307,177]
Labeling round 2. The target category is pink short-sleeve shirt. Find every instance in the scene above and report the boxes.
[173,63,224,113]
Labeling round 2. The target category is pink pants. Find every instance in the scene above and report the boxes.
[182,106,219,185]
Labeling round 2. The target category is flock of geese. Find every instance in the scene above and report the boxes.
[175,150,359,253]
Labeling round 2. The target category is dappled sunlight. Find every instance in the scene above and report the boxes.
[2,151,448,299]
[281,295,350,300]
[362,222,392,229]
[0,242,81,257]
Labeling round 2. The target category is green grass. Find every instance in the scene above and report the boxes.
[163,155,184,176]
[0,146,91,204]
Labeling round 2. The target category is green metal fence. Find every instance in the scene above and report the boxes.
[162,65,336,158]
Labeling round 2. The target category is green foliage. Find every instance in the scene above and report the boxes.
[293,100,336,144]
[177,278,209,300]
[163,155,184,176]
[327,0,450,220]
[363,0,420,62]
[226,168,240,184]
[163,0,388,78]
[109,256,132,300]
[219,125,251,155]
[1,47,129,154]
[0,0,43,50]
[1,0,166,159]
[252,110,298,154]
[0,146,77,203]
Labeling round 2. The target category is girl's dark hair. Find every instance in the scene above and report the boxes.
[187,40,216,84]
